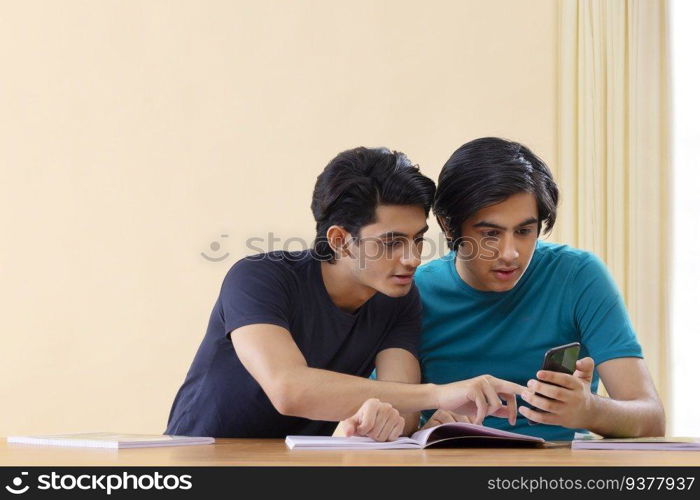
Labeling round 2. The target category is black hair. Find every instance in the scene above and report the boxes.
[433,137,559,251]
[311,147,436,262]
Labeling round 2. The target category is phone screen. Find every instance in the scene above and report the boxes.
[541,343,580,374]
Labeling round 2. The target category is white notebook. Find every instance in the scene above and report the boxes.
[7,432,215,449]
[572,437,700,451]
[286,422,545,450]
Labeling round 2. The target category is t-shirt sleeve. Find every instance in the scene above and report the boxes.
[219,257,294,338]
[377,284,422,358]
[569,253,643,364]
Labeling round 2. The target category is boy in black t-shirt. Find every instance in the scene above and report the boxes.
[166,147,525,439]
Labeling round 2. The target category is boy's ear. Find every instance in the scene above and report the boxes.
[436,215,452,239]
[326,225,354,258]
[437,215,465,250]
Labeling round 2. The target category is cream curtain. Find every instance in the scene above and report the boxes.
[554,0,670,404]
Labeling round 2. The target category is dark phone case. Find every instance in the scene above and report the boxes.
[526,342,581,425]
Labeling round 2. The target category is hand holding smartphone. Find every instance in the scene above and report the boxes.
[526,342,581,425]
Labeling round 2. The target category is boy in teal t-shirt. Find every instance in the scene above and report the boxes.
[416,137,665,440]
[416,242,642,440]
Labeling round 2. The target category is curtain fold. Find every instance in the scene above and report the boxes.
[554,0,669,405]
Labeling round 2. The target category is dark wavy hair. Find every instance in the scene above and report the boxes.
[311,147,436,262]
[433,137,559,251]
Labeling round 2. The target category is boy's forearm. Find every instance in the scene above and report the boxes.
[586,395,666,437]
[276,366,438,422]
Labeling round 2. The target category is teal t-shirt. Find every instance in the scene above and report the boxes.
[414,240,643,441]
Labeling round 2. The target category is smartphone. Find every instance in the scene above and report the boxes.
[526,342,581,425]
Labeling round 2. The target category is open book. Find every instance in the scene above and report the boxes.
[572,437,700,451]
[7,432,215,449]
[286,422,545,450]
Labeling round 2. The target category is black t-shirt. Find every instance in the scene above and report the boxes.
[165,250,421,438]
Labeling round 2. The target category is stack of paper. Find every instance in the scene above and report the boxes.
[7,432,215,449]
[572,437,700,451]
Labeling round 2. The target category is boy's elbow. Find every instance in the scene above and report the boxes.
[650,404,666,437]
[266,377,303,417]
[638,400,666,437]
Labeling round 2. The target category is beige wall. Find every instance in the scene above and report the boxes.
[0,0,557,435]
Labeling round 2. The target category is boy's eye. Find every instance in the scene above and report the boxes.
[415,237,425,244]
[384,240,402,248]
[482,231,499,238]
[517,228,534,236]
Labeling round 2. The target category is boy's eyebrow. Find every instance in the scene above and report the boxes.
[473,217,538,230]
[472,221,506,230]
[376,225,429,239]
[516,217,539,227]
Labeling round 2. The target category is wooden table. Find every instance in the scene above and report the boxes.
[2,439,700,466]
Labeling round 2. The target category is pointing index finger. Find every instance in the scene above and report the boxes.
[491,378,527,396]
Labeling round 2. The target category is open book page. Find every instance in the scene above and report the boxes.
[409,422,545,448]
[286,422,544,450]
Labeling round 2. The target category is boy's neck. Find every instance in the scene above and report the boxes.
[320,260,376,314]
